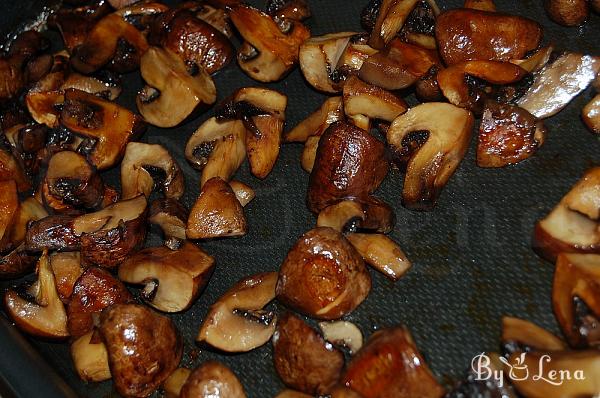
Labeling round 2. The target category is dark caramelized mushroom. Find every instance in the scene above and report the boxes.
[276,227,371,320]
[387,102,474,211]
[180,361,246,398]
[50,1,112,52]
[342,326,445,398]
[0,147,31,192]
[99,303,183,398]
[273,312,344,395]
[187,177,247,239]
[119,242,215,312]
[60,89,146,170]
[477,101,546,168]
[0,180,19,252]
[545,0,589,26]
[435,9,543,66]
[230,4,310,82]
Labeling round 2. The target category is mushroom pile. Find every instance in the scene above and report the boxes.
[0,0,599,397]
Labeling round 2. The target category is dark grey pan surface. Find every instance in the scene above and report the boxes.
[1,0,599,397]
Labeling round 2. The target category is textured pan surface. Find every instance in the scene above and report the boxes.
[1,0,600,397]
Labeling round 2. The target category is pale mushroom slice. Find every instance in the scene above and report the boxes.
[148,198,188,246]
[163,368,192,398]
[285,97,343,143]
[229,181,255,207]
[137,47,216,128]
[510,46,554,73]
[318,320,364,354]
[387,102,474,211]
[518,53,600,119]
[533,167,600,262]
[70,331,111,382]
[120,142,185,200]
[119,242,215,313]
[367,0,421,49]
[185,117,246,187]
[229,4,310,82]
[4,251,69,339]
[186,177,247,239]
[300,135,321,173]
[501,316,566,354]
[583,94,600,134]
[197,272,278,352]
[346,233,411,281]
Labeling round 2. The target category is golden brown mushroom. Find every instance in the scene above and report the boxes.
[501,316,566,353]
[464,0,496,11]
[545,0,589,26]
[163,368,191,398]
[50,251,83,302]
[583,94,600,134]
[180,361,246,398]
[346,233,411,281]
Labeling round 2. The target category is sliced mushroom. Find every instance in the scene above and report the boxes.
[346,233,411,281]
[275,390,312,398]
[49,1,112,52]
[318,320,364,354]
[477,101,546,168]
[273,312,344,395]
[501,316,566,354]
[277,227,371,320]
[342,76,407,128]
[119,242,215,312]
[4,251,69,339]
[185,117,246,185]
[506,350,600,397]
[464,0,496,11]
[285,97,343,143]
[25,90,64,128]
[149,9,233,74]
[0,180,19,251]
[387,102,474,211]
[0,147,31,192]
[553,253,600,348]
[163,368,191,398]
[229,181,255,207]
[60,89,146,170]
[301,135,321,173]
[230,4,310,82]
[316,200,365,232]
[99,303,183,398]
[71,13,149,74]
[186,177,247,239]
[67,266,133,338]
[583,94,600,134]
[533,167,600,262]
[44,151,105,210]
[50,251,83,302]
[545,0,589,26]
[196,4,234,38]
[121,142,184,200]
[437,60,527,111]
[510,46,554,74]
[148,198,188,244]
[367,0,422,49]
[307,121,389,214]
[0,245,37,281]
[25,214,82,253]
[343,326,445,398]
[180,361,246,398]
[197,272,277,352]
[70,331,111,382]
[137,47,216,128]
[518,53,600,119]
[435,9,543,66]
[61,72,122,101]
[397,0,439,50]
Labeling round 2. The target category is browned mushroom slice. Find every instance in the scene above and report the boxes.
[197,272,277,352]
[74,195,148,267]
[163,368,192,398]
[533,168,600,262]
[230,5,310,82]
[60,89,146,170]
[477,101,546,168]
[285,97,343,143]
[299,32,360,93]
[518,53,600,119]
[4,251,69,339]
[368,0,421,49]
[148,198,188,244]
[50,1,111,52]
[319,320,364,354]
[343,76,407,128]
[195,4,234,38]
[506,350,600,397]
[25,90,64,128]
[185,117,246,185]
[71,13,149,74]
[149,9,233,75]
[334,34,378,77]
[510,46,554,74]
[396,0,439,50]
[316,200,365,232]
[435,9,542,66]
[119,242,215,312]
[273,312,344,395]
[464,0,496,11]
[331,386,365,398]
[501,316,566,354]
[70,331,111,382]
[137,47,216,128]
[180,361,247,398]
[44,151,105,210]
[187,177,247,239]
[61,73,122,100]
[0,245,37,281]
[99,303,183,398]
[387,102,474,211]
[0,180,19,251]
[301,136,321,173]
[120,142,184,200]
[346,233,411,281]
[307,121,389,214]
[0,147,31,192]
[50,252,83,302]
[343,326,445,398]
[25,215,81,252]
[583,94,600,134]
[266,0,311,21]
[553,253,600,348]
[437,61,527,111]
[229,181,255,207]
[275,390,313,398]
[545,0,589,26]
[277,227,371,320]
[67,266,133,338]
